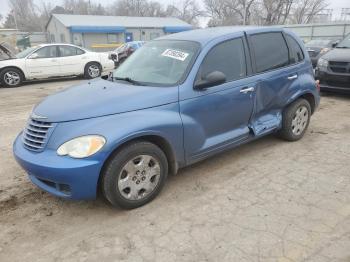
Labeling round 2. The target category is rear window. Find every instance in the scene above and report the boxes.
[286,34,304,64]
[250,32,289,73]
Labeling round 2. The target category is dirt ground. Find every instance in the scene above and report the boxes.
[0,79,349,262]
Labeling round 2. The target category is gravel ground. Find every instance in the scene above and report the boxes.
[0,79,349,262]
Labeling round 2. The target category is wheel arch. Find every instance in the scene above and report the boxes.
[286,91,316,114]
[85,61,102,70]
[97,134,178,196]
[0,66,26,81]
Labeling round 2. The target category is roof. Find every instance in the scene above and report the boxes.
[158,26,290,46]
[50,14,191,29]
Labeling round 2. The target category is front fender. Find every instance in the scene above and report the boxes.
[47,102,184,167]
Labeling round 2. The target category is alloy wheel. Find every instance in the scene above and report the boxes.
[291,105,309,136]
[4,71,20,86]
[117,155,161,201]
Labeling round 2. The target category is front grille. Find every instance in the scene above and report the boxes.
[329,61,350,73]
[22,118,53,152]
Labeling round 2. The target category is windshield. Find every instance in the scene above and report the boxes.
[337,35,350,48]
[114,40,200,86]
[306,39,332,47]
[16,47,37,58]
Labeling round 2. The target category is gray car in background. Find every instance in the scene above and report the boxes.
[305,39,339,67]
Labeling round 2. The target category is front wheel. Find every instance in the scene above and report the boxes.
[0,68,24,87]
[102,141,168,209]
[84,62,101,79]
[278,98,311,141]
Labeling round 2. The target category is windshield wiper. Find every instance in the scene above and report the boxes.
[114,76,145,86]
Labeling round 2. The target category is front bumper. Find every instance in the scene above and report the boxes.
[13,133,102,200]
[315,68,350,93]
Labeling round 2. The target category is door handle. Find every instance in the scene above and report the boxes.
[287,74,298,80]
[240,87,255,94]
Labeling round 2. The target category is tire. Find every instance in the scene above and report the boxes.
[278,98,311,141]
[84,62,102,79]
[102,141,168,209]
[0,68,24,88]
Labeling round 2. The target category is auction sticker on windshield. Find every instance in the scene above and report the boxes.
[161,49,189,61]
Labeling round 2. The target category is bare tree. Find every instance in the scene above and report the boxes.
[204,0,328,26]
[291,0,329,23]
[166,0,204,26]
[4,0,43,31]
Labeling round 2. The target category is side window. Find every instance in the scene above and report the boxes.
[34,46,57,58]
[286,34,304,64]
[59,46,85,56]
[250,32,289,73]
[197,38,246,83]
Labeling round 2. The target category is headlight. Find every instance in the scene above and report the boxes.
[57,135,106,158]
[317,58,328,68]
[320,48,330,54]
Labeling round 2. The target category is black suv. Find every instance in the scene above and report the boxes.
[315,34,350,93]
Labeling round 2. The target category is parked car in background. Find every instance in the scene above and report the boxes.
[109,41,145,67]
[305,39,339,67]
[13,27,319,209]
[0,43,115,87]
[315,34,350,93]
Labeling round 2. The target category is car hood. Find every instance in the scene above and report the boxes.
[33,79,179,122]
[0,58,21,66]
[322,48,350,62]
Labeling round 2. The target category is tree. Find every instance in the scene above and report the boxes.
[204,0,329,26]
[166,0,204,26]
[3,0,43,31]
[291,0,329,24]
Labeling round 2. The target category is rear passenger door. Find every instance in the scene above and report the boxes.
[247,31,301,136]
[58,45,86,76]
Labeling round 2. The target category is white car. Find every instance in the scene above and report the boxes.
[0,43,115,87]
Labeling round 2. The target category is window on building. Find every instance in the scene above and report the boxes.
[150,32,160,40]
[196,38,247,83]
[107,34,118,43]
[285,34,304,64]
[60,34,66,43]
[59,45,85,57]
[250,32,289,73]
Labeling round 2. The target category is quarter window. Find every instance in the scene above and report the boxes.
[250,32,289,73]
[197,38,246,83]
[286,34,304,64]
[59,46,85,57]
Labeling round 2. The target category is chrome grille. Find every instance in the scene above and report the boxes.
[22,118,53,152]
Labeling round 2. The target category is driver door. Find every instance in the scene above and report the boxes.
[25,46,60,78]
[180,37,256,163]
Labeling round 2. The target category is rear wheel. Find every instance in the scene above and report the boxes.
[278,98,311,141]
[102,141,168,209]
[84,62,101,79]
[0,68,23,87]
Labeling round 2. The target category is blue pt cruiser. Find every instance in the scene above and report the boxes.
[14,27,320,209]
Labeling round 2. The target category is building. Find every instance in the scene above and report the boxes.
[46,14,193,51]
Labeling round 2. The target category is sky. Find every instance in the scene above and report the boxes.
[1,0,350,26]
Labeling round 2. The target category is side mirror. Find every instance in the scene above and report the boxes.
[28,53,39,59]
[331,42,338,48]
[194,71,226,90]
